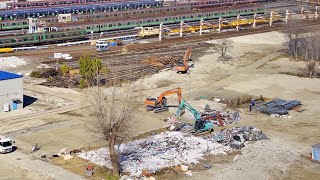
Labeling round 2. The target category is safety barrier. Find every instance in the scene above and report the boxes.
[13,46,49,51]
[99,34,138,41]
[56,40,92,47]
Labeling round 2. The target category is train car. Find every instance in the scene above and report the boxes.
[0,5,190,31]
[0,5,267,47]
[173,0,272,7]
[0,30,86,48]
[6,0,135,10]
[55,6,265,33]
[0,48,13,53]
[0,19,29,31]
[0,1,163,20]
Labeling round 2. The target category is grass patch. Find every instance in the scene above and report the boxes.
[52,156,118,180]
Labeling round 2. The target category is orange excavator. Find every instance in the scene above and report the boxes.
[175,47,192,73]
[144,87,182,113]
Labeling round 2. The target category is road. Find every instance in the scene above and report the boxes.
[1,151,85,180]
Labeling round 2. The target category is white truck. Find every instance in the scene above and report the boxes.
[0,137,15,153]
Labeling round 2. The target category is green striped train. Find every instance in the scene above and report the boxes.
[0,30,86,48]
[0,7,265,48]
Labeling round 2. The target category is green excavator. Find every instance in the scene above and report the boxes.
[175,100,214,133]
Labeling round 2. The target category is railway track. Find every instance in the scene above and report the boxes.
[94,20,320,59]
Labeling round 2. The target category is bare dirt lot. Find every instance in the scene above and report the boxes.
[1,31,320,179]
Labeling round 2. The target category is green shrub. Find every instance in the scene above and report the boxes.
[30,70,41,78]
[79,79,88,89]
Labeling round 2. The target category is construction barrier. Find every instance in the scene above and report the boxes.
[56,40,92,47]
[12,46,49,51]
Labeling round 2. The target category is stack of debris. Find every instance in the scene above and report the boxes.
[202,104,240,126]
[142,55,181,69]
[39,76,79,88]
[208,126,268,149]
[78,131,229,177]
[254,98,301,115]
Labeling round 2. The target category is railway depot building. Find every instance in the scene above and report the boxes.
[0,71,23,112]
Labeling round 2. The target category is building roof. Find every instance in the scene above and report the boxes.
[0,71,23,81]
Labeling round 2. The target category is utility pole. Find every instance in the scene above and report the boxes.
[236,14,240,31]
[285,9,289,23]
[180,21,183,37]
[253,13,257,28]
[200,18,203,36]
[159,23,163,41]
[315,6,318,20]
[269,11,273,26]
[218,17,222,33]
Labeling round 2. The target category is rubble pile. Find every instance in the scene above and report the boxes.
[78,131,229,176]
[254,98,301,115]
[208,126,268,149]
[202,104,240,126]
[142,55,181,69]
[39,76,79,88]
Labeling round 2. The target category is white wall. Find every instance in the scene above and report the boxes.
[0,78,23,111]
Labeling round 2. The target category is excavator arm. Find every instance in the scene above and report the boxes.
[175,47,191,73]
[157,87,181,105]
[183,47,191,69]
[175,100,201,120]
[176,100,214,132]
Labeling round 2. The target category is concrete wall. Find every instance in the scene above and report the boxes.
[0,78,23,112]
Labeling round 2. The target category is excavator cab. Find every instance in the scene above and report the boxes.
[176,100,214,133]
[145,97,168,112]
[195,120,214,132]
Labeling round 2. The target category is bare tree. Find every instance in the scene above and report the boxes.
[285,19,304,59]
[215,39,233,61]
[307,60,317,77]
[311,32,320,61]
[88,80,139,176]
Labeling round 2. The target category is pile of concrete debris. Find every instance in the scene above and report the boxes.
[207,126,268,149]
[254,99,301,115]
[142,55,181,69]
[78,131,229,177]
[202,104,240,126]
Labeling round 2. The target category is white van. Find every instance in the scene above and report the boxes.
[0,138,15,153]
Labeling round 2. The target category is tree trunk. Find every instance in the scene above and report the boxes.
[294,43,298,59]
[109,139,120,176]
[309,70,313,77]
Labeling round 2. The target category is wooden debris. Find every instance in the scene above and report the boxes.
[142,55,181,68]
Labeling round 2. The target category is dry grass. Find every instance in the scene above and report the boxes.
[52,156,118,180]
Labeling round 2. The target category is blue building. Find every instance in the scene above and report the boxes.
[0,71,23,112]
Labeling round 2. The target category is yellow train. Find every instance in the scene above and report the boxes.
[0,48,13,53]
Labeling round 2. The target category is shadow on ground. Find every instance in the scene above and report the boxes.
[23,95,37,108]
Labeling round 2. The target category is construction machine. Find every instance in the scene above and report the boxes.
[175,47,191,73]
[144,87,182,113]
[175,100,214,132]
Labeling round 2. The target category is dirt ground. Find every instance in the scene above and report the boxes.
[1,30,320,179]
